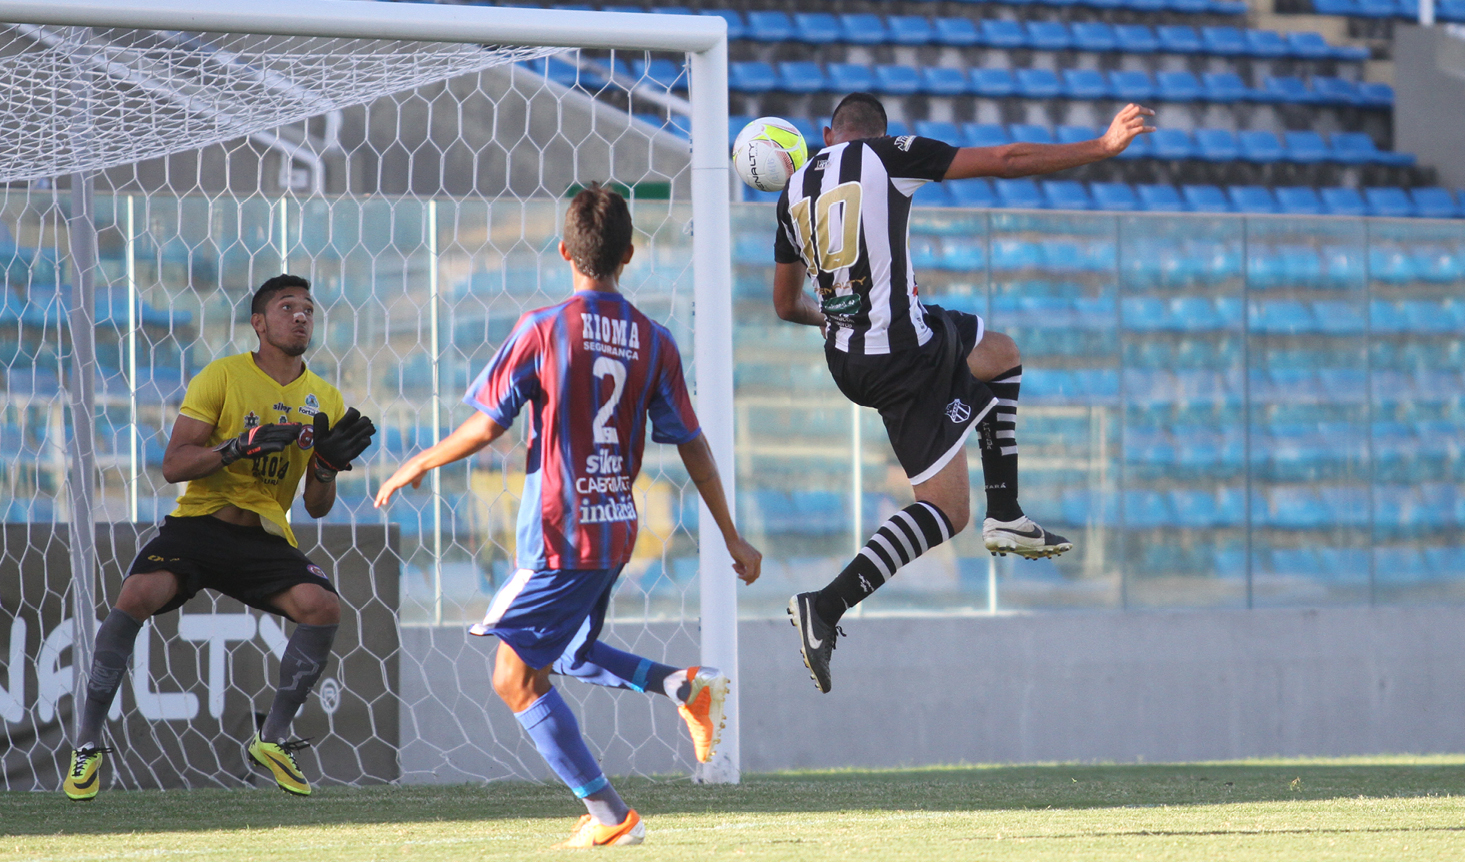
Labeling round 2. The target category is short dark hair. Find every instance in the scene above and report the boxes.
[251,274,311,315]
[563,183,633,280]
[831,93,888,139]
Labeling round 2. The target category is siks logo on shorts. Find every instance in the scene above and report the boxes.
[945,399,971,423]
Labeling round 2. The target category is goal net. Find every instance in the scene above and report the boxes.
[0,0,738,791]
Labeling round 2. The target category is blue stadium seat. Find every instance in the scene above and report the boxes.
[1010,123,1055,144]
[1441,0,1465,20]
[729,61,778,93]
[1202,71,1251,102]
[1409,187,1461,218]
[1063,69,1110,99]
[1313,0,1362,13]
[981,19,1029,49]
[1108,70,1155,101]
[699,9,744,40]
[793,12,840,44]
[874,65,922,95]
[777,62,826,94]
[827,63,874,93]
[949,178,997,208]
[994,179,1045,208]
[1116,130,1153,160]
[839,13,888,45]
[1057,124,1098,144]
[1285,30,1335,59]
[1156,71,1203,101]
[1330,132,1385,165]
[746,10,795,42]
[633,59,686,91]
[1201,25,1247,55]
[1149,128,1196,159]
[1211,0,1251,11]
[1138,184,1187,211]
[962,122,1011,147]
[790,117,824,151]
[1114,24,1160,53]
[933,17,980,46]
[1194,128,1240,161]
[1358,82,1396,107]
[1157,25,1203,54]
[1026,20,1072,50]
[1043,181,1093,210]
[1283,131,1330,163]
[1320,187,1368,216]
[970,67,1017,98]
[914,120,964,143]
[1276,186,1325,214]
[1228,185,1278,213]
[1365,187,1417,217]
[1245,29,1291,57]
[1182,184,1232,212]
[1016,68,1063,99]
[888,15,935,45]
[1261,76,1318,104]
[1071,21,1119,52]
[888,120,911,137]
[1091,182,1140,210]
[911,181,952,208]
[1169,0,1211,13]
[1126,0,1169,12]
[1312,76,1361,105]
[1355,0,1399,17]
[727,114,751,148]
[920,67,970,96]
[1238,130,1285,163]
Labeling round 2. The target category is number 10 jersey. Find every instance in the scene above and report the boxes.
[464,289,701,571]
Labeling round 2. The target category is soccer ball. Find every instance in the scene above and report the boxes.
[731,117,808,193]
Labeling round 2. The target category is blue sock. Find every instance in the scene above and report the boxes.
[554,641,678,697]
[514,688,611,799]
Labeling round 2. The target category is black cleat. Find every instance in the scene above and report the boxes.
[788,593,842,694]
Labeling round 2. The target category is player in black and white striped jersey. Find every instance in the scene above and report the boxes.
[777,93,1154,693]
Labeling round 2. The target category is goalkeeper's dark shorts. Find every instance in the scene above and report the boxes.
[127,515,336,620]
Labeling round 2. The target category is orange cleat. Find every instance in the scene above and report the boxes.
[553,810,646,848]
[675,666,728,763]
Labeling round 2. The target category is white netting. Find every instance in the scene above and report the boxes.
[0,15,720,792]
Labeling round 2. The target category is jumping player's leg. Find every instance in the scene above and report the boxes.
[258,583,340,744]
[494,642,641,839]
[967,330,1072,559]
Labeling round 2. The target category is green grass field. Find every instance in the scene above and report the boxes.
[5,757,1464,861]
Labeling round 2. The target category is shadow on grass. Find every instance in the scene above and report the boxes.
[4,759,1464,836]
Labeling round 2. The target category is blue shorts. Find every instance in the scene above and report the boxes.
[469,566,623,670]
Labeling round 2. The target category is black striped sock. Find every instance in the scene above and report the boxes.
[979,365,1024,523]
[814,502,955,624]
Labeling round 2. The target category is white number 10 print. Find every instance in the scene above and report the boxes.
[591,356,627,445]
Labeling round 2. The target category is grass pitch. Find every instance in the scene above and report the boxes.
[4,756,1465,861]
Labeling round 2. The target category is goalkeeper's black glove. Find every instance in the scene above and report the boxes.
[312,407,377,478]
[215,423,303,466]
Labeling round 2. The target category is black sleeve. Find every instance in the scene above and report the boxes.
[870,135,959,182]
[773,188,802,265]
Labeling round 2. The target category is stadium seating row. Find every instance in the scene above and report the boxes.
[696,12,1366,56]
[746,178,1460,217]
[729,63,1393,107]
[1310,0,1465,20]
[1017,366,1463,407]
[1060,485,1465,532]
[985,294,1465,330]
[550,2,1256,29]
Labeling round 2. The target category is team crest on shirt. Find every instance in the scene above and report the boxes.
[297,425,315,449]
[243,411,260,429]
[895,135,915,152]
[945,399,972,423]
[299,393,321,417]
[307,564,328,579]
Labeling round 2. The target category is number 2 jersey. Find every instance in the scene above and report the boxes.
[174,352,346,547]
[774,134,959,356]
[465,289,701,571]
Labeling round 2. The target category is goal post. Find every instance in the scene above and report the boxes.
[0,0,739,784]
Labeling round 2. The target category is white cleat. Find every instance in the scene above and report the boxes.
[983,516,1073,560]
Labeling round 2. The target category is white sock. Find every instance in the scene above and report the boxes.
[662,668,690,702]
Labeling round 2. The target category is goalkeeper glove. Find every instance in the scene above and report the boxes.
[215,423,303,466]
[312,407,377,477]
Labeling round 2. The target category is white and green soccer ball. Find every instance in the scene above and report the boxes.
[731,116,809,193]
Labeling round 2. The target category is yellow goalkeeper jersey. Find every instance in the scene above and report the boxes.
[172,352,345,547]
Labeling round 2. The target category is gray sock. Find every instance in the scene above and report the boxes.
[583,784,632,826]
[78,609,144,749]
[260,622,337,743]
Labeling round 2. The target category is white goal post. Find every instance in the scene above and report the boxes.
[0,0,740,783]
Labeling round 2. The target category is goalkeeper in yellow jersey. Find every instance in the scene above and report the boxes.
[62,275,376,801]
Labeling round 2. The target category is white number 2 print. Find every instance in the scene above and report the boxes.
[591,356,627,445]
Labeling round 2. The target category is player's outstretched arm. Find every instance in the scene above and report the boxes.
[944,103,1156,180]
[374,411,505,508]
[161,415,300,483]
[773,261,825,329]
[677,434,762,585]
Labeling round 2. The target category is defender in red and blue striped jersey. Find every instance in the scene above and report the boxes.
[462,288,698,571]
[375,185,760,848]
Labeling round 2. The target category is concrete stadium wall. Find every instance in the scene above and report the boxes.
[400,606,1465,781]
